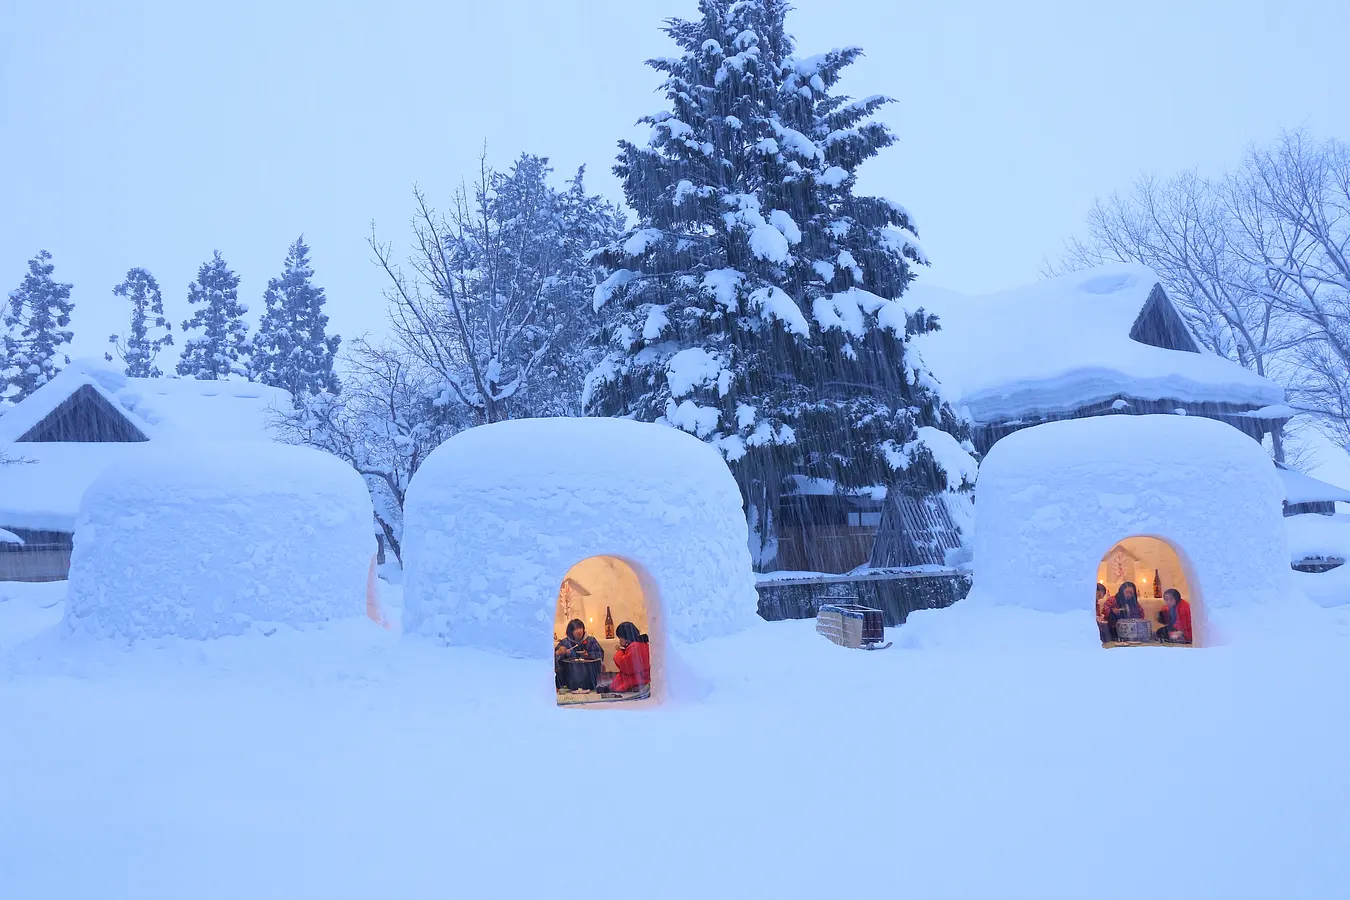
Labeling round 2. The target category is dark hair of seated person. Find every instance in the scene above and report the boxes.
[615,621,648,643]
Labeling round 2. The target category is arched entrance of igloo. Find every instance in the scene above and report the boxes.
[1096,536,1199,647]
[553,556,655,706]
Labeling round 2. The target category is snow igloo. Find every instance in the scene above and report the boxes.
[400,417,760,704]
[963,414,1291,647]
[65,443,375,640]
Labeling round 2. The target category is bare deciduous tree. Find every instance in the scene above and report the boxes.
[274,338,463,564]
[370,154,566,425]
[1056,170,1298,385]
[1227,131,1350,445]
[1056,130,1350,458]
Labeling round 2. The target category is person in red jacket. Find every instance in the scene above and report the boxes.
[609,621,651,695]
[1155,589,1194,644]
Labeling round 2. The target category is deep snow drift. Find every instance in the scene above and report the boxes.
[1,582,1348,900]
[64,443,373,640]
[401,417,759,657]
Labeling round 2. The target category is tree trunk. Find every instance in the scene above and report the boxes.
[377,516,402,566]
[1271,423,1286,465]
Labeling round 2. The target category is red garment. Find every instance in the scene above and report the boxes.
[610,640,651,693]
[1167,599,1194,643]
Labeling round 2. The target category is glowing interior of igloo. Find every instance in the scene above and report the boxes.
[966,414,1290,646]
[400,417,760,703]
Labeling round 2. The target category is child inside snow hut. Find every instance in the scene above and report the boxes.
[555,619,604,691]
[1106,581,1146,642]
[608,621,651,694]
[1155,589,1193,644]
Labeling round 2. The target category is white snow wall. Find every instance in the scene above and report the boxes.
[65,443,374,640]
[968,415,1290,642]
[401,417,759,660]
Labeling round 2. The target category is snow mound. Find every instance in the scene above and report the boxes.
[401,417,758,661]
[956,415,1293,644]
[0,442,159,532]
[1286,513,1350,567]
[65,443,373,640]
[1294,564,1350,608]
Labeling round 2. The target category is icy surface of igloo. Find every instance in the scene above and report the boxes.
[401,417,758,657]
[65,442,373,640]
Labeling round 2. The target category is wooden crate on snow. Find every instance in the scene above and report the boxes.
[816,602,886,649]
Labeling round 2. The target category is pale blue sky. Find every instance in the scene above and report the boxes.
[3,0,1348,360]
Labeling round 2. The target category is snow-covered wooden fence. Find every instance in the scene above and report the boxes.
[755,569,971,627]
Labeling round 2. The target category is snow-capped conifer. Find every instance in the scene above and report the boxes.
[250,237,341,398]
[176,251,250,381]
[3,250,75,406]
[586,0,972,562]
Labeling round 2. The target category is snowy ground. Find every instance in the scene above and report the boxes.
[3,582,1349,899]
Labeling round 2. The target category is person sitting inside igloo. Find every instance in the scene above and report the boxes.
[609,622,651,695]
[1155,589,1194,644]
[1095,583,1111,643]
[1105,581,1148,643]
[555,619,605,693]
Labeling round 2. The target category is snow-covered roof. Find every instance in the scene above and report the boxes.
[0,361,293,531]
[0,442,155,531]
[1276,465,1350,506]
[908,264,1288,424]
[0,359,291,443]
[784,474,886,501]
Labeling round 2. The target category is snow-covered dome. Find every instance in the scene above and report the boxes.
[401,417,758,670]
[65,443,374,640]
[966,414,1292,644]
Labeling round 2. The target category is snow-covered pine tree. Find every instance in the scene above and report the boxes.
[2,250,75,406]
[108,268,174,378]
[585,0,973,564]
[250,236,341,399]
[176,251,251,381]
